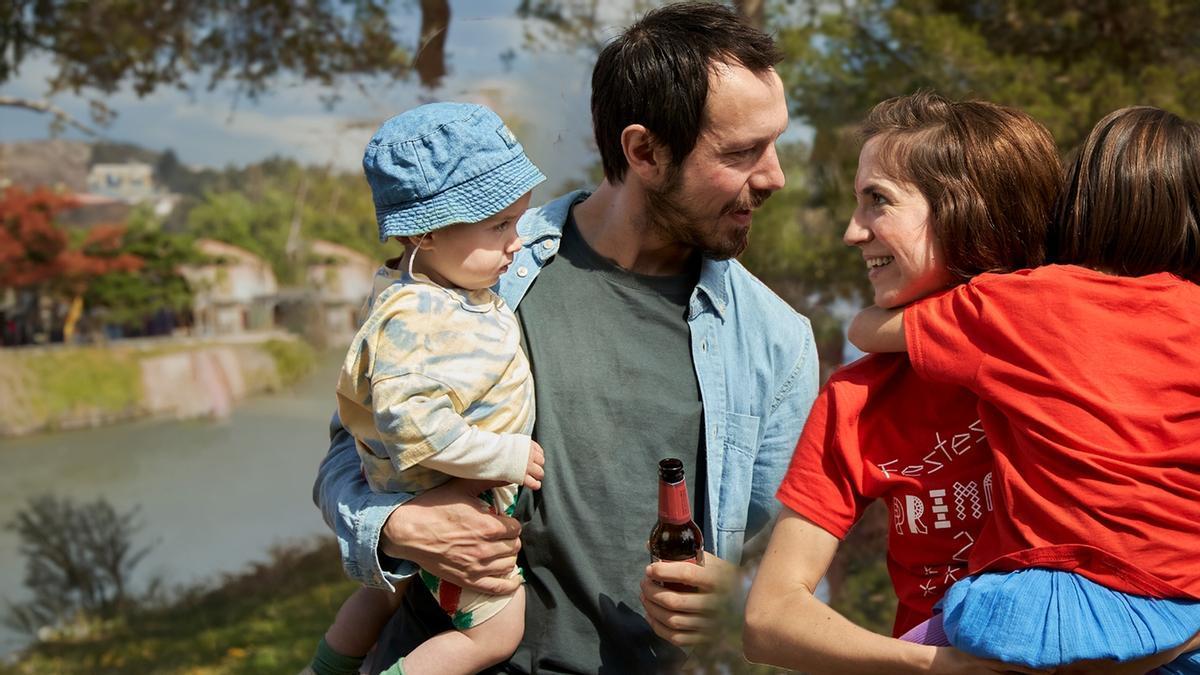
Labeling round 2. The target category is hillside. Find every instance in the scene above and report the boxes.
[0,139,92,192]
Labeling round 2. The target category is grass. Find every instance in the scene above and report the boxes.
[1,539,355,675]
[3,347,143,432]
[261,339,318,388]
[0,512,894,675]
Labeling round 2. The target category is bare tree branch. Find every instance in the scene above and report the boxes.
[0,95,96,135]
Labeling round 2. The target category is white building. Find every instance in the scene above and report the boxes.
[306,240,375,341]
[180,240,279,335]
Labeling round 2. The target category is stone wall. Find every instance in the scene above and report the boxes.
[0,334,312,437]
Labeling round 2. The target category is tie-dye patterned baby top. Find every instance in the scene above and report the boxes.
[336,263,535,494]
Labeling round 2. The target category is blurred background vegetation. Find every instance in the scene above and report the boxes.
[3,0,1199,672]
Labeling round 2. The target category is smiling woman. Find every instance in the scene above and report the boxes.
[744,91,1064,675]
[843,137,946,309]
[845,95,1059,309]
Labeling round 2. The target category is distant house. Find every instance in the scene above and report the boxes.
[86,162,178,217]
[87,162,156,202]
[180,240,279,335]
[305,240,376,342]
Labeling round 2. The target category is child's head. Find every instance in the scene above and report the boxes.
[1051,106,1200,282]
[400,192,530,290]
[362,102,545,289]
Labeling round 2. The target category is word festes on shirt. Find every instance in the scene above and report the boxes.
[875,419,986,480]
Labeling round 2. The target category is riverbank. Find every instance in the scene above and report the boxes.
[0,333,316,437]
[0,538,355,675]
[0,538,787,675]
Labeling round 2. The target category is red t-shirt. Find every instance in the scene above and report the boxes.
[906,265,1200,599]
[778,353,995,636]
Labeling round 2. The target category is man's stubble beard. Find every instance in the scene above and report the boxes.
[643,165,770,260]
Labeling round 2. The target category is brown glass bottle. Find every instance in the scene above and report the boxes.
[649,458,704,592]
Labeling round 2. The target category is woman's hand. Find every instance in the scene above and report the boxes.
[1051,628,1200,674]
[639,554,735,647]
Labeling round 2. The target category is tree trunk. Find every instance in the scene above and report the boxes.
[416,0,451,88]
[62,293,84,344]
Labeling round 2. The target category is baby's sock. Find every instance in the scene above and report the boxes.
[309,636,366,675]
[379,656,406,675]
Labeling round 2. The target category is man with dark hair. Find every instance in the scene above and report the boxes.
[314,3,818,672]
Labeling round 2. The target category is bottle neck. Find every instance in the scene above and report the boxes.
[658,478,692,525]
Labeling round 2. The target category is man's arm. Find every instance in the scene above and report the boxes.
[744,510,1041,675]
[313,411,523,594]
[848,305,907,354]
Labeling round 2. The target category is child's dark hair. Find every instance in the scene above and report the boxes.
[1051,106,1200,282]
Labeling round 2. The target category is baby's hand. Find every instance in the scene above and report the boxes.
[523,440,545,490]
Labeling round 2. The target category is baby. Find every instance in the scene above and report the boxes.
[307,102,545,675]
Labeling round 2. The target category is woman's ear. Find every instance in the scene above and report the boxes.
[621,124,672,185]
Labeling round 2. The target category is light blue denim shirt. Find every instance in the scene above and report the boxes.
[314,190,820,589]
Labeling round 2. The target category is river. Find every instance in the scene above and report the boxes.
[0,353,344,656]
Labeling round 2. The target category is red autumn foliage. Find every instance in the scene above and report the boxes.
[0,187,143,290]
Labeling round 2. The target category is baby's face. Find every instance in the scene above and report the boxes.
[424,191,532,290]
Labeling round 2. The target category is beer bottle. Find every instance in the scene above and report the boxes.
[649,458,704,591]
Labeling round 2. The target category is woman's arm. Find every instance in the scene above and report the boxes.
[743,509,1038,675]
[848,305,907,353]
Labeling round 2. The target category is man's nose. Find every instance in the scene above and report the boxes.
[750,143,786,193]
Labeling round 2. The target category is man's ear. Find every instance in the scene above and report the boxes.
[621,124,672,185]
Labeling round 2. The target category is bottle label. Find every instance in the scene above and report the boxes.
[651,554,700,565]
[658,479,692,525]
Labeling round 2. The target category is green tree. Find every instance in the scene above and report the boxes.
[739,140,866,372]
[185,158,386,284]
[0,0,451,131]
[778,0,1200,154]
[85,208,203,332]
[763,0,1200,324]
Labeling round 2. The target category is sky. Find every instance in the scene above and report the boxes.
[0,0,614,194]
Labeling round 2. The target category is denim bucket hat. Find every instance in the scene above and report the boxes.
[364,102,546,241]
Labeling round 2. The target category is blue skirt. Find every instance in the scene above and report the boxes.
[940,569,1200,671]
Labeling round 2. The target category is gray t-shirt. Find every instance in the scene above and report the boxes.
[508,211,706,673]
[379,210,706,674]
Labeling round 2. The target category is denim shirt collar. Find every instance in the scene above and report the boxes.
[505,188,731,320]
[693,258,731,320]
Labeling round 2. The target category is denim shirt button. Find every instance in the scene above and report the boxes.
[517,266,529,277]
[541,240,555,250]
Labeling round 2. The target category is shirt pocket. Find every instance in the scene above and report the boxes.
[716,411,761,533]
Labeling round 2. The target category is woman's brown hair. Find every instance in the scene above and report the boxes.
[860,91,1063,280]
[1051,106,1200,282]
